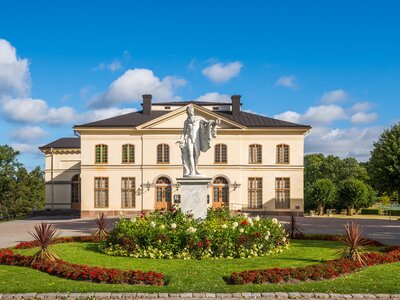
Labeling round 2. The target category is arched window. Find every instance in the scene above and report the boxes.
[214,144,227,163]
[276,144,290,164]
[212,177,229,208]
[122,144,135,163]
[249,144,262,164]
[71,174,80,207]
[155,177,172,210]
[95,144,108,163]
[157,144,169,163]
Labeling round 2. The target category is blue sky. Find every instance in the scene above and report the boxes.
[1,0,400,168]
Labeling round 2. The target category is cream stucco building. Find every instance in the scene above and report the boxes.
[39,95,311,217]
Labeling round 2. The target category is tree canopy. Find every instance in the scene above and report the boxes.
[0,145,44,219]
[304,153,375,214]
[368,122,400,201]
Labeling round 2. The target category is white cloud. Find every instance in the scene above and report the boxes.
[11,143,41,155]
[351,101,374,112]
[275,75,297,89]
[273,111,301,123]
[11,126,48,142]
[320,89,348,103]
[188,58,197,71]
[2,97,139,125]
[302,105,347,125]
[305,126,382,161]
[89,68,186,108]
[0,39,30,98]
[202,61,243,83]
[2,97,77,125]
[194,92,231,103]
[274,105,346,125]
[351,112,378,124]
[93,60,123,73]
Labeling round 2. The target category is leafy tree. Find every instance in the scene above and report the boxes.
[0,145,44,219]
[337,179,369,215]
[368,123,400,201]
[304,154,372,212]
[308,178,336,215]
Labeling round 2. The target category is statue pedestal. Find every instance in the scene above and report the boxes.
[176,177,211,219]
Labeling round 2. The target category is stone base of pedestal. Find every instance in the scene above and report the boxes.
[176,177,211,219]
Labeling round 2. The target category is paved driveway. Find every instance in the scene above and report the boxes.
[0,216,399,248]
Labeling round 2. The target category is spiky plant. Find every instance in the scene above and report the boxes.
[338,222,371,264]
[287,215,304,239]
[29,222,61,264]
[92,212,109,241]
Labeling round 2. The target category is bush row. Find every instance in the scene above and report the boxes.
[14,236,95,249]
[102,208,289,259]
[294,234,385,246]
[227,247,400,285]
[0,248,165,286]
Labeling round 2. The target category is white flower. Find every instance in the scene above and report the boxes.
[150,221,156,228]
[239,228,244,233]
[160,224,165,229]
[222,224,228,229]
[282,237,286,242]
[266,230,270,237]
[272,218,278,224]
[130,218,136,223]
[232,222,239,228]
[243,213,248,218]
[171,223,177,229]
[254,216,260,222]
[264,235,269,241]
[186,227,197,234]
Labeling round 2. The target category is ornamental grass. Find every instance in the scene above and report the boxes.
[338,222,371,264]
[29,222,61,264]
[92,212,109,241]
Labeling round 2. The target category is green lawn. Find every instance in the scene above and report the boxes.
[0,240,399,293]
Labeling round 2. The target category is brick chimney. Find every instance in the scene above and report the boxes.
[142,94,152,115]
[231,95,241,115]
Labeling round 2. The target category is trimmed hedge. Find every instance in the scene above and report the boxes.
[360,208,382,215]
[0,248,165,286]
[227,246,400,285]
[14,236,95,249]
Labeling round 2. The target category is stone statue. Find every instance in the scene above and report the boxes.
[176,105,220,177]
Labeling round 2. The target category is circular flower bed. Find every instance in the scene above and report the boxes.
[101,208,288,259]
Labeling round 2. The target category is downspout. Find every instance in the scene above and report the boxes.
[141,134,144,213]
[50,147,55,211]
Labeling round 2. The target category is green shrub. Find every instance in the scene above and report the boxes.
[360,208,382,215]
[387,210,400,216]
[101,207,288,259]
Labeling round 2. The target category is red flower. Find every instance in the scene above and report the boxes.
[241,220,247,226]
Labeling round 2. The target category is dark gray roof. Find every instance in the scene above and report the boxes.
[39,137,80,150]
[151,101,235,106]
[75,111,169,128]
[216,111,310,128]
[75,105,310,129]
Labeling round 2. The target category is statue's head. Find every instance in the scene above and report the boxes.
[186,105,194,117]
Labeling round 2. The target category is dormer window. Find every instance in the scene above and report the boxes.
[164,106,171,110]
[212,107,219,110]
